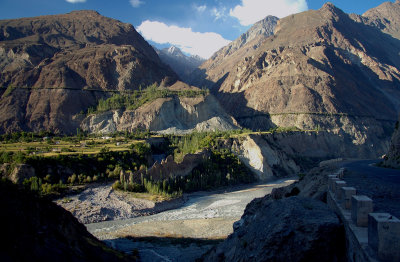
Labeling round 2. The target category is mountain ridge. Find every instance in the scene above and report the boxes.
[155,45,204,83]
[0,10,178,133]
[189,15,278,87]
[189,2,400,158]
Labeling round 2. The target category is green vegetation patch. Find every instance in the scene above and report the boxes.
[88,84,209,114]
[1,85,16,98]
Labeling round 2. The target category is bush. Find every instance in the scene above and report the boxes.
[68,174,77,184]
[112,181,121,190]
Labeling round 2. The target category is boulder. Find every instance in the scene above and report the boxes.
[202,197,346,262]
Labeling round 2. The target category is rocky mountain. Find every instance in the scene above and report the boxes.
[359,0,400,40]
[193,2,400,157]
[190,15,278,87]
[0,180,135,261]
[0,10,177,133]
[156,46,204,83]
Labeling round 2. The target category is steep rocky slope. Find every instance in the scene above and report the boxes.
[156,46,204,83]
[194,2,400,157]
[360,0,400,40]
[81,81,239,134]
[0,10,177,133]
[202,196,345,262]
[218,130,384,181]
[383,118,400,168]
[0,180,135,261]
[190,16,278,87]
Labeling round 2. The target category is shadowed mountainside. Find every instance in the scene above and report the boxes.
[190,2,400,158]
[156,46,204,83]
[358,0,400,40]
[384,117,400,168]
[189,15,278,88]
[0,180,136,262]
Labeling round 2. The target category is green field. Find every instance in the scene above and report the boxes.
[0,137,146,157]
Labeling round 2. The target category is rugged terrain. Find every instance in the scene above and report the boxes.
[192,2,400,158]
[190,15,278,88]
[0,10,177,133]
[359,0,400,40]
[56,183,184,224]
[383,118,400,168]
[0,180,135,261]
[81,82,239,134]
[156,46,204,83]
[221,130,387,181]
[201,196,345,262]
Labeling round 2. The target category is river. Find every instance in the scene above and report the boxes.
[86,177,296,262]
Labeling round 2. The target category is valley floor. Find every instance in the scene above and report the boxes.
[55,183,184,224]
[84,178,296,261]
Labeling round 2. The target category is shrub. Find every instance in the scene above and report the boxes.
[68,174,77,184]
[112,181,121,190]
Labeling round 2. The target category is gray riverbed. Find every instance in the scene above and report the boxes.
[87,177,296,261]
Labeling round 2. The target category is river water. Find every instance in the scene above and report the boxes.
[86,177,296,261]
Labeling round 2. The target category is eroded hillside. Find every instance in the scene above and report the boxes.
[191,2,400,157]
[0,10,177,133]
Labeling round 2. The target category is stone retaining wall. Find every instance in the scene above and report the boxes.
[327,170,400,262]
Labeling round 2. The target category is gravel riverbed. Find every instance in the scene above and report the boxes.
[83,178,296,262]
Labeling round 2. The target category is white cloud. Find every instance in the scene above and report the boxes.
[137,20,231,59]
[230,0,308,26]
[130,0,144,8]
[211,7,227,21]
[65,0,86,3]
[194,4,207,13]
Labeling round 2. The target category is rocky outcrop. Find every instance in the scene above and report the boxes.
[383,118,400,168]
[0,10,177,133]
[121,151,209,184]
[202,196,345,262]
[156,46,204,83]
[271,164,341,202]
[222,134,299,181]
[9,163,36,184]
[194,2,400,157]
[0,180,135,261]
[218,130,387,181]
[81,86,239,134]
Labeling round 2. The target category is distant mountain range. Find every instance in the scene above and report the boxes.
[0,2,400,158]
[155,45,204,83]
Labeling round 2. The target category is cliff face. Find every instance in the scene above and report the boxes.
[193,3,400,157]
[383,118,400,168]
[0,10,177,133]
[220,130,387,181]
[0,180,135,262]
[81,83,239,134]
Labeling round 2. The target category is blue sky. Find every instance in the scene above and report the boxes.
[0,0,392,58]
